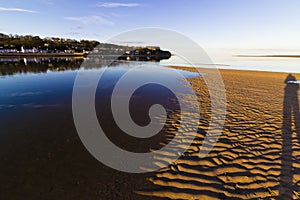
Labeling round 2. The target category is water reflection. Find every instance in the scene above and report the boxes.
[0,57,204,199]
[0,59,200,113]
[0,57,199,78]
[0,57,83,76]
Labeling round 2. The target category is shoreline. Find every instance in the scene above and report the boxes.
[168,65,300,75]
[0,54,299,74]
[235,54,300,58]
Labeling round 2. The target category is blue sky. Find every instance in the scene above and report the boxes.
[1,0,300,50]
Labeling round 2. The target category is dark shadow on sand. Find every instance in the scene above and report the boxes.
[279,74,300,199]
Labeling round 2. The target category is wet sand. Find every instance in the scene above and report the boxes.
[1,68,300,199]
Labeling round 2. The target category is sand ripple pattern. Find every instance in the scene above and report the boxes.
[137,69,300,199]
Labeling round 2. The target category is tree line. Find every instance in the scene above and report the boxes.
[0,33,100,52]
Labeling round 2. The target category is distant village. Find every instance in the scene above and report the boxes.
[0,33,123,54]
[0,46,75,54]
[0,33,171,62]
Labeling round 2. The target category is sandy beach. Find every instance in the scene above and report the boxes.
[137,67,300,199]
[0,67,300,199]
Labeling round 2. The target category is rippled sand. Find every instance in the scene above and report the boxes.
[137,68,300,199]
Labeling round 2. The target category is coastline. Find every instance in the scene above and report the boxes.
[169,65,300,75]
[235,55,300,58]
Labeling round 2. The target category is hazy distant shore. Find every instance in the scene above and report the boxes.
[235,54,300,58]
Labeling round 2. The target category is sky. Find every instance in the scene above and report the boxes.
[0,0,300,52]
[0,0,300,50]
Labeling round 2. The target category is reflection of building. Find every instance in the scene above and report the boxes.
[0,47,18,53]
[0,57,84,76]
[21,46,39,53]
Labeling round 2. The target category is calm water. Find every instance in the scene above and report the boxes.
[0,57,199,138]
[0,57,206,177]
[0,57,203,198]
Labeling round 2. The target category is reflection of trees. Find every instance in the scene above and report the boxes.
[0,57,157,76]
[0,58,83,76]
[0,47,171,76]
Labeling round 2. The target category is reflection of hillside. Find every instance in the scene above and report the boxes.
[0,47,172,76]
[0,57,83,76]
